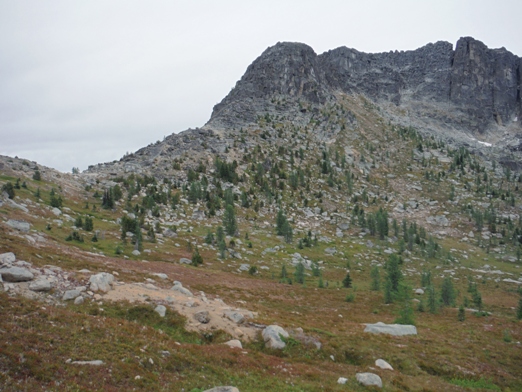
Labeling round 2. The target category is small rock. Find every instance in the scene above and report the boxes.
[223,339,242,349]
[131,250,141,256]
[194,310,210,324]
[154,305,166,317]
[337,377,348,384]
[415,288,424,295]
[74,296,85,305]
[356,372,382,388]
[375,359,393,370]
[152,273,168,280]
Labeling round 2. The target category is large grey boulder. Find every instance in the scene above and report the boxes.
[203,387,239,392]
[0,252,16,265]
[88,272,115,293]
[262,325,289,349]
[29,278,52,292]
[364,322,417,336]
[0,266,34,282]
[179,257,191,265]
[356,372,382,388]
[63,290,81,301]
[6,219,31,232]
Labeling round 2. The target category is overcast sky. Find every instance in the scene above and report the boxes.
[1,1,521,172]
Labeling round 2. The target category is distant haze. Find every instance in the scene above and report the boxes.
[1,0,521,172]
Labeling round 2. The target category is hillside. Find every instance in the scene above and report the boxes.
[2,37,522,391]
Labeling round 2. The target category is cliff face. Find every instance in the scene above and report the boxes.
[209,37,521,134]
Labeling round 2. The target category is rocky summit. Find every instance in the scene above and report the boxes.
[1,37,522,391]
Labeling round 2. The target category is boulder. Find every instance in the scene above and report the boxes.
[74,296,85,305]
[63,290,81,301]
[415,288,424,295]
[163,228,177,238]
[29,278,52,292]
[262,325,289,349]
[6,219,31,232]
[364,322,417,336]
[71,360,104,366]
[223,339,242,349]
[194,310,210,324]
[224,310,245,324]
[131,250,141,256]
[203,387,239,392]
[154,305,166,317]
[171,281,193,296]
[337,377,348,384]
[179,257,192,265]
[152,273,168,280]
[89,272,115,293]
[0,266,34,282]
[0,252,16,265]
[375,358,394,370]
[356,372,382,388]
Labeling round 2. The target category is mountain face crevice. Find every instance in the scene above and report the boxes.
[208,37,521,135]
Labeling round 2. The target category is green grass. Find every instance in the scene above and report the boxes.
[449,377,501,390]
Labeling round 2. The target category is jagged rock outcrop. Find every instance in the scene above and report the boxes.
[210,37,521,134]
[86,37,522,177]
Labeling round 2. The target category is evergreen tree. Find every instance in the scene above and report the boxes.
[427,285,437,313]
[458,305,466,321]
[294,263,305,284]
[204,230,214,245]
[276,209,287,235]
[517,297,522,320]
[223,204,237,236]
[440,277,456,307]
[386,254,402,292]
[191,247,203,266]
[395,284,415,325]
[280,264,288,280]
[342,272,352,288]
[133,221,143,251]
[384,278,393,304]
[421,270,432,287]
[370,266,380,291]
[84,216,94,231]
[281,220,293,243]
[102,188,114,209]
[1,182,15,199]
[33,170,41,181]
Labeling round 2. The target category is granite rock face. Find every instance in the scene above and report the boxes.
[210,37,521,134]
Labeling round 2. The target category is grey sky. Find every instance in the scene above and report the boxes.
[1,0,521,172]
